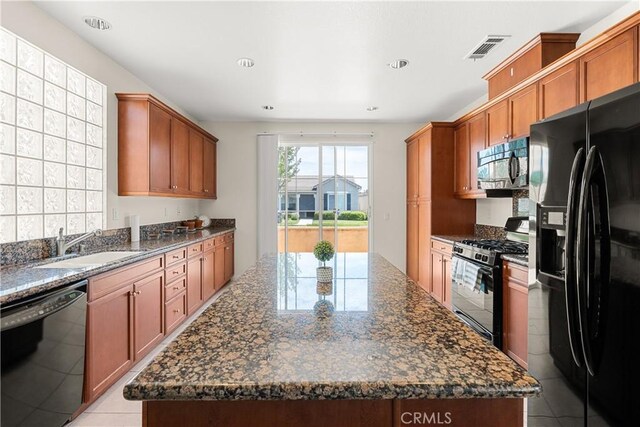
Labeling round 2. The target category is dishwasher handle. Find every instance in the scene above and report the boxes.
[1,280,87,331]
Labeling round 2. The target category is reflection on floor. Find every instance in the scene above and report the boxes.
[69,286,230,426]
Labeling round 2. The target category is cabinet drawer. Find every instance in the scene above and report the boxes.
[187,242,203,258]
[165,276,187,302]
[165,291,187,335]
[504,262,528,285]
[89,255,163,301]
[165,261,187,282]
[204,238,215,251]
[165,247,187,265]
[224,232,234,242]
[214,236,225,246]
[430,240,453,255]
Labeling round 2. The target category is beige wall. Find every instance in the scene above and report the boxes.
[1,1,201,230]
[198,122,420,276]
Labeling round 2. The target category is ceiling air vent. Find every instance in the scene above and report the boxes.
[464,35,510,60]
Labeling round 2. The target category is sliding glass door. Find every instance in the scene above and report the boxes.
[277,142,370,254]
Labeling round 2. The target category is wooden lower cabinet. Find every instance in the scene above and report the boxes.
[165,292,187,335]
[187,256,204,315]
[502,261,529,369]
[224,239,234,283]
[429,239,453,310]
[133,271,165,360]
[214,242,225,290]
[202,249,215,300]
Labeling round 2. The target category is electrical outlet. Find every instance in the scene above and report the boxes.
[164,207,168,217]
[112,208,119,220]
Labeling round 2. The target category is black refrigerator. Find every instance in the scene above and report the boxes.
[528,81,640,427]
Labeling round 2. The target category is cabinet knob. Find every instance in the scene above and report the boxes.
[204,189,209,193]
[204,257,207,261]
[173,309,180,314]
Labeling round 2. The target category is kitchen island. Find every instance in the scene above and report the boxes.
[124,252,539,427]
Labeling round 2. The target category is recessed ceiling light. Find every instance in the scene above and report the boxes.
[237,58,255,68]
[388,59,409,69]
[262,105,274,110]
[83,16,111,31]
[366,106,378,112]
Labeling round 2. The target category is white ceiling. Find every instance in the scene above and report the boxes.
[34,1,629,123]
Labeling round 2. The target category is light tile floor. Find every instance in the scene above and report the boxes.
[70,287,228,427]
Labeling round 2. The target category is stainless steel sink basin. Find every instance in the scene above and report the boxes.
[35,251,141,269]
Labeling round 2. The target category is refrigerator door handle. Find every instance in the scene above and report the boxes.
[576,146,611,376]
[565,148,586,368]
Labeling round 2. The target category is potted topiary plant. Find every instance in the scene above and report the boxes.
[313,240,334,282]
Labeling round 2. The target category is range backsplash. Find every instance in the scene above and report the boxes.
[475,189,529,239]
[0,218,236,266]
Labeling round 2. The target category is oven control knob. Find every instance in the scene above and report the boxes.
[474,254,481,260]
[482,255,488,262]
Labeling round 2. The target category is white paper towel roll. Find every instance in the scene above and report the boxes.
[130,215,140,242]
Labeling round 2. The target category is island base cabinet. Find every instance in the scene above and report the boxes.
[142,398,523,427]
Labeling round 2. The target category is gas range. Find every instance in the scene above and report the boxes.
[452,239,528,266]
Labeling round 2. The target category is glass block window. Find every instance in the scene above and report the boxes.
[0,28,106,243]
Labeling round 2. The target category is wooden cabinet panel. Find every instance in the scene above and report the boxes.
[187,257,203,315]
[165,261,186,282]
[454,123,470,195]
[165,247,187,266]
[443,255,452,310]
[148,104,172,193]
[133,271,164,360]
[214,243,225,290]
[509,84,538,139]
[188,242,203,258]
[224,241,234,283]
[468,113,486,193]
[539,61,579,119]
[165,291,187,335]
[202,250,215,300]
[89,256,163,302]
[86,284,133,401]
[430,251,443,303]
[165,276,187,302]
[171,118,190,193]
[486,100,509,146]
[406,140,419,201]
[580,27,638,102]
[431,240,452,254]
[406,201,419,281]
[417,200,431,292]
[203,138,217,198]
[417,135,431,200]
[503,262,529,369]
[189,130,204,194]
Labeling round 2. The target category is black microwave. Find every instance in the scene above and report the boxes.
[477,137,528,194]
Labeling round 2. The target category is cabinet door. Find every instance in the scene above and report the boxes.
[406,140,419,201]
[454,123,470,195]
[467,113,486,193]
[430,251,443,303]
[187,256,203,315]
[202,249,215,300]
[539,61,579,119]
[417,200,431,293]
[189,130,204,194]
[442,255,452,310]
[148,104,172,193]
[417,135,431,200]
[224,241,234,283]
[170,118,190,193]
[86,284,134,401]
[214,244,225,290]
[486,99,509,146]
[203,138,216,198]
[580,27,638,102]
[503,264,529,369]
[406,201,419,281]
[509,84,538,139]
[133,272,164,360]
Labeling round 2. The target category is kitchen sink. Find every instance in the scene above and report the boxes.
[35,251,141,269]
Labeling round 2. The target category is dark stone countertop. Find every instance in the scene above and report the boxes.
[431,235,476,244]
[501,254,529,267]
[0,227,235,305]
[123,252,540,401]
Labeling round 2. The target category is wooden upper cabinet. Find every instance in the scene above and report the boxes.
[453,122,470,195]
[467,113,486,193]
[406,139,419,201]
[539,61,579,119]
[486,99,509,146]
[117,93,219,198]
[509,84,538,139]
[484,33,579,99]
[189,130,204,194]
[203,138,217,199]
[148,104,172,193]
[580,27,638,102]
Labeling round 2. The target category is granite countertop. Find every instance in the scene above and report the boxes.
[431,235,476,244]
[124,252,540,401]
[0,226,235,304]
[501,254,529,267]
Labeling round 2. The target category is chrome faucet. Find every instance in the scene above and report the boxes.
[56,227,103,256]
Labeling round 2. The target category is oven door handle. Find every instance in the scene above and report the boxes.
[454,309,493,341]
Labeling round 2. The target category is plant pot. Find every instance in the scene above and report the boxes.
[316,266,333,282]
[316,281,333,296]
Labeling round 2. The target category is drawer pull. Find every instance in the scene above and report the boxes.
[172,255,179,259]
[173,286,180,290]
[173,309,180,314]
[172,270,179,275]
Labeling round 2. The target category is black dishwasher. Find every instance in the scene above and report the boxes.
[1,280,87,427]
